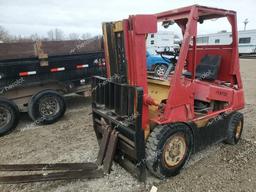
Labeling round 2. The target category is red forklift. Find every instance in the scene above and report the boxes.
[92,5,244,180]
[0,5,245,183]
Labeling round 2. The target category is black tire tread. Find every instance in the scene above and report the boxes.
[146,123,192,178]
[146,125,163,178]
[28,90,66,125]
[0,97,20,136]
[224,112,243,145]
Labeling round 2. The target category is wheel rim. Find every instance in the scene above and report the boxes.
[39,96,60,117]
[163,133,187,167]
[156,66,166,76]
[0,106,11,128]
[235,121,242,140]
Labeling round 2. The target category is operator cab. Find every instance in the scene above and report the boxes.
[147,11,241,119]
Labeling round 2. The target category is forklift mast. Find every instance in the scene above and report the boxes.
[102,16,157,130]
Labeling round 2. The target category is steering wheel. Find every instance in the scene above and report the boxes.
[160,53,171,63]
[159,50,179,66]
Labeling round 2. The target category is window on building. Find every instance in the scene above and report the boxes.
[215,39,220,44]
[197,36,209,44]
[150,40,154,45]
[239,37,251,44]
[151,34,154,38]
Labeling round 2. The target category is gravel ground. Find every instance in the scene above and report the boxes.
[0,59,255,192]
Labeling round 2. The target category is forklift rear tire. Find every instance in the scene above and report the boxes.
[224,112,243,145]
[0,98,20,136]
[146,123,193,179]
[28,90,66,125]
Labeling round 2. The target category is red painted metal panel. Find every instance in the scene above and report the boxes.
[160,6,198,123]
[132,15,157,35]
[194,80,233,103]
[187,46,233,82]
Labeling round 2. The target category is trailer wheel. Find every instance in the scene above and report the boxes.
[154,64,168,77]
[28,90,66,125]
[0,98,19,136]
[224,112,244,145]
[146,123,193,179]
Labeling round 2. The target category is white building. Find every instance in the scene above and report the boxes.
[197,29,256,55]
[146,31,180,54]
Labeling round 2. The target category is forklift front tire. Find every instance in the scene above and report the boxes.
[224,112,244,145]
[146,123,193,179]
[28,90,66,125]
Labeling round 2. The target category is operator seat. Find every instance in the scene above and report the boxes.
[195,54,222,81]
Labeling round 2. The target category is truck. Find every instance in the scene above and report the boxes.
[0,37,105,136]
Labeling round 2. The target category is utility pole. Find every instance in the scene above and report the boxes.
[243,18,249,31]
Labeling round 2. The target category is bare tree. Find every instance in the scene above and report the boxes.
[47,28,64,41]
[69,33,80,40]
[11,35,33,42]
[81,33,92,40]
[55,28,64,41]
[0,26,45,43]
[30,33,40,41]
[47,30,54,41]
[0,26,11,42]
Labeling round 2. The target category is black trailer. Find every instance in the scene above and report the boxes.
[0,37,106,136]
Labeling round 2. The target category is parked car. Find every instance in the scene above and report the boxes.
[146,51,173,77]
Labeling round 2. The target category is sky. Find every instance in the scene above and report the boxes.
[0,0,255,38]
